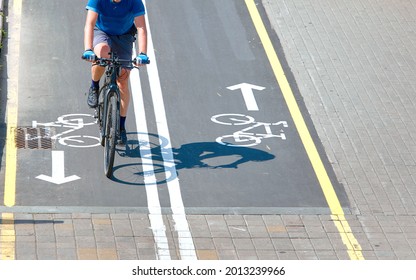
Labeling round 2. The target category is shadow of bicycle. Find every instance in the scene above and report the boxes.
[112,132,275,185]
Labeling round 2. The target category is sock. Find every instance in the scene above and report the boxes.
[91,80,100,90]
[120,116,126,130]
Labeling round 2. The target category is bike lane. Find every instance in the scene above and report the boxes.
[1,0,349,215]
[143,0,349,214]
[1,0,151,209]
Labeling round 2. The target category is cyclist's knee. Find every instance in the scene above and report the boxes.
[118,69,130,83]
[94,43,110,58]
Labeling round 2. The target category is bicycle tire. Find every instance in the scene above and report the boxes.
[104,92,118,178]
[98,87,106,147]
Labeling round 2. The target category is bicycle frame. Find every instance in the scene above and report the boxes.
[96,53,123,141]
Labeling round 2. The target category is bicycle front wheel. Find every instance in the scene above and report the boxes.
[104,92,118,178]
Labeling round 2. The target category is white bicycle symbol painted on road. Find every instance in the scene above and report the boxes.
[211,113,288,147]
[32,113,100,148]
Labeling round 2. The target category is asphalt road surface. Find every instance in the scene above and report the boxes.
[1,0,348,216]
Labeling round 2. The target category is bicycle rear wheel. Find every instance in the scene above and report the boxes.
[104,91,118,178]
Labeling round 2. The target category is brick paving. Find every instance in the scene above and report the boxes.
[2,0,416,260]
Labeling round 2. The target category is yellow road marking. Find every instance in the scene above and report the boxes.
[1,0,22,260]
[244,0,363,260]
[4,0,22,207]
[4,111,17,207]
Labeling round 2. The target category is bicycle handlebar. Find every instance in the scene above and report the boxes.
[92,57,150,68]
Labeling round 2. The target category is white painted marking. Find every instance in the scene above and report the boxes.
[36,151,80,184]
[227,83,266,111]
[140,1,197,260]
[130,56,171,260]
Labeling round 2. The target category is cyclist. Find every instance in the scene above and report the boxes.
[82,0,149,143]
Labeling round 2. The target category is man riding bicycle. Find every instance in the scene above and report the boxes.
[82,0,149,143]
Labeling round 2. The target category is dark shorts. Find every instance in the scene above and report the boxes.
[93,27,136,69]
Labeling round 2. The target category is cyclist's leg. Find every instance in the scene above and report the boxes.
[88,28,111,108]
[117,69,131,118]
[92,28,111,81]
[118,69,130,144]
[109,31,135,132]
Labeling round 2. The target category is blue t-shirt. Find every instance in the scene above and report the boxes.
[86,0,145,36]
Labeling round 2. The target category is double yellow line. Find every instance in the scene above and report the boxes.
[244,0,363,260]
[1,0,22,260]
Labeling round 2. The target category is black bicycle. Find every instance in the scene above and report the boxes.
[92,52,146,178]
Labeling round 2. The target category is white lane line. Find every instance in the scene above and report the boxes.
[130,63,171,260]
[142,0,197,260]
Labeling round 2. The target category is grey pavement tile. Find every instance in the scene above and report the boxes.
[15,243,37,260]
[310,238,334,251]
[296,250,318,260]
[193,237,215,250]
[247,224,270,238]
[281,215,303,226]
[206,215,228,230]
[224,215,246,226]
[138,248,157,260]
[217,249,238,260]
[236,250,258,260]
[233,238,255,251]
[54,222,75,237]
[75,236,96,248]
[213,237,235,250]
[115,236,136,250]
[291,238,314,251]
[252,238,274,251]
[276,251,298,260]
[271,238,294,251]
[16,235,35,242]
[73,219,94,236]
[256,250,278,260]
[305,226,328,238]
[110,213,130,220]
[135,236,156,249]
[112,219,134,237]
[94,235,115,244]
[130,219,153,237]
[57,248,77,260]
[36,235,56,243]
[55,236,76,249]
[96,241,116,250]
[91,213,110,219]
[374,250,397,260]
[228,225,251,238]
[14,224,35,236]
[315,250,339,260]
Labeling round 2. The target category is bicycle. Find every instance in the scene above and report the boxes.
[91,52,148,178]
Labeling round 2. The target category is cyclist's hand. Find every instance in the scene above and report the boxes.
[82,49,96,62]
[134,52,150,65]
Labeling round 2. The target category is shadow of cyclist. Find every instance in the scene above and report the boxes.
[114,133,275,185]
[171,142,275,170]
[118,133,275,169]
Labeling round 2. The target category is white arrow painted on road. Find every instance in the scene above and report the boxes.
[227,83,265,111]
[36,150,80,185]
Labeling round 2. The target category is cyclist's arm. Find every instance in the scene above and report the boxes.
[84,10,98,51]
[134,15,148,55]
